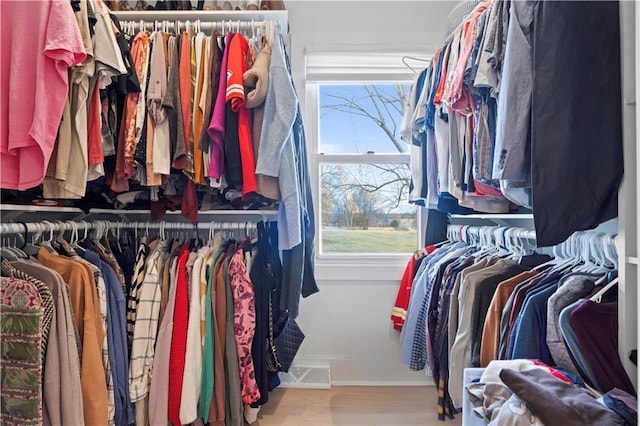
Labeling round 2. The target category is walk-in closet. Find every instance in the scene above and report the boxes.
[0,0,637,425]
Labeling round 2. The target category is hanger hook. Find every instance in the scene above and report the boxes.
[41,220,54,242]
[70,221,78,244]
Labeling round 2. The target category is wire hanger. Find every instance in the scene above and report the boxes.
[402,55,430,74]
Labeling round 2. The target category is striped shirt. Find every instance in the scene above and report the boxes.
[93,269,115,425]
[127,237,149,350]
[129,240,166,404]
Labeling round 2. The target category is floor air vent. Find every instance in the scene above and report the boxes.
[278,363,331,389]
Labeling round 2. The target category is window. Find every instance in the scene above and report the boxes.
[305,53,423,257]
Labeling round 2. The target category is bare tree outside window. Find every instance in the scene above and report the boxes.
[321,84,409,153]
[318,83,416,254]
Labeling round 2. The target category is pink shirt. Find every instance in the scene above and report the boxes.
[446,1,490,113]
[0,0,86,190]
[206,32,232,179]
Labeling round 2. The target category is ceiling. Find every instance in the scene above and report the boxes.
[287,1,458,38]
[286,1,459,54]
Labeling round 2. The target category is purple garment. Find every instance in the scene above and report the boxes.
[206,32,232,179]
[570,300,636,396]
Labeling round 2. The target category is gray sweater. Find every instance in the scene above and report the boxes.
[546,273,598,374]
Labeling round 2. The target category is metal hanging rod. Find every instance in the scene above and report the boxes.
[447,224,617,247]
[447,224,618,265]
[0,219,269,237]
[112,10,287,33]
[118,18,278,33]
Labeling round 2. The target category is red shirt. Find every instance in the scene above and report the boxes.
[391,245,437,331]
[225,33,257,196]
[168,245,190,425]
[87,83,104,165]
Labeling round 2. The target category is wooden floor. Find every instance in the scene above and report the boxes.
[253,386,464,426]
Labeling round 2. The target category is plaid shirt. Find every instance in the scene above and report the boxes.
[129,241,166,403]
[90,269,115,424]
[404,244,467,371]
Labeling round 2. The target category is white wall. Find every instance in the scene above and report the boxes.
[286,1,456,385]
[295,277,434,385]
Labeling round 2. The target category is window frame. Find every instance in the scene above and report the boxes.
[304,62,428,275]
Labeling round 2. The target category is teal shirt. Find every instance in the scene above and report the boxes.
[199,250,222,420]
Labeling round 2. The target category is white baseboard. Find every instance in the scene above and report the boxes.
[330,380,434,387]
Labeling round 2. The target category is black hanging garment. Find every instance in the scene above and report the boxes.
[531,0,623,247]
[250,221,282,406]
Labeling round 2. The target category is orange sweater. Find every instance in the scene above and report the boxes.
[38,248,108,426]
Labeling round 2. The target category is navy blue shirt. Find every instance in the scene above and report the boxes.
[83,250,135,425]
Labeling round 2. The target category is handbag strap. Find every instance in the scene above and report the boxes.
[268,291,282,368]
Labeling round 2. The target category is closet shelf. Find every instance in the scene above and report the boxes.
[0,204,85,213]
[448,213,535,228]
[0,203,277,219]
[449,214,534,220]
[91,208,278,217]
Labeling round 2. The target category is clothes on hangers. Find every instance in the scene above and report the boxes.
[393,226,632,422]
[403,0,623,246]
[37,244,110,425]
[391,246,437,332]
[2,2,316,415]
[0,220,290,426]
[1,1,307,240]
[1,3,318,320]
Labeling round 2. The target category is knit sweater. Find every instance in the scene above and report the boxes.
[168,246,190,425]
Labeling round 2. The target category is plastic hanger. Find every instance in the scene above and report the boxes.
[603,234,618,268]
[553,234,584,272]
[472,227,493,255]
[0,223,27,260]
[68,221,88,255]
[265,21,275,46]
[21,223,42,257]
[505,228,526,261]
[207,221,216,247]
[534,240,568,272]
[1,238,19,261]
[37,220,57,253]
[571,233,592,273]
[590,277,619,303]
